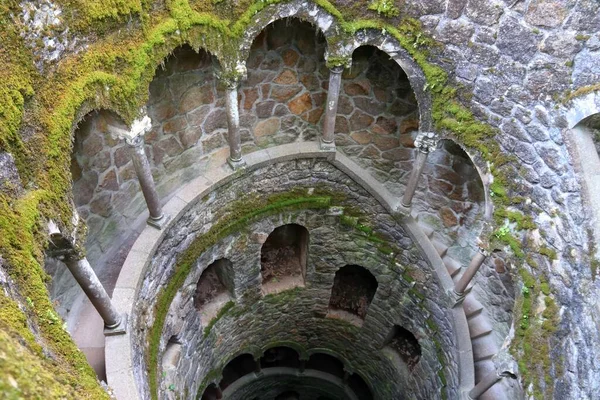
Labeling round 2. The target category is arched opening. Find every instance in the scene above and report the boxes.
[335,45,419,193]
[275,391,300,400]
[195,258,234,323]
[201,383,222,400]
[219,353,257,391]
[384,325,421,370]
[328,265,378,321]
[260,346,301,369]
[571,113,600,260]
[240,18,327,150]
[306,353,345,379]
[260,224,308,293]
[418,139,485,232]
[348,373,373,400]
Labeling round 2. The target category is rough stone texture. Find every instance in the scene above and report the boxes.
[132,160,460,400]
[37,1,600,398]
[239,19,328,150]
[0,152,23,196]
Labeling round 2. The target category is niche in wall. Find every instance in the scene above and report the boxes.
[328,265,378,323]
[348,373,373,400]
[306,353,345,379]
[200,383,222,400]
[260,224,308,294]
[384,325,421,370]
[219,353,257,391]
[260,346,301,369]
[195,258,234,322]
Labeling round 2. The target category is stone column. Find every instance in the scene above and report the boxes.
[254,358,262,373]
[62,253,126,334]
[401,131,438,208]
[321,65,344,151]
[108,115,168,229]
[454,248,489,296]
[224,78,246,169]
[298,359,306,373]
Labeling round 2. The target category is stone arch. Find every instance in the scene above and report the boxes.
[240,17,328,150]
[567,112,600,256]
[201,383,222,400]
[260,223,309,292]
[306,347,352,373]
[261,341,308,361]
[333,44,420,197]
[348,372,373,400]
[417,138,488,230]
[146,44,226,190]
[383,325,421,370]
[328,265,378,321]
[219,353,257,391]
[236,0,342,65]
[259,346,301,369]
[346,29,432,132]
[194,258,235,318]
[69,108,138,282]
[306,352,345,378]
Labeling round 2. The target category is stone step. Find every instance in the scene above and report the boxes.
[474,359,496,383]
[467,314,494,340]
[431,240,449,258]
[479,384,511,400]
[463,295,484,320]
[419,225,434,239]
[471,335,498,362]
[443,256,462,279]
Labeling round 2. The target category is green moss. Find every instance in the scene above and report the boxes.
[512,269,561,398]
[203,301,235,337]
[148,189,333,399]
[494,209,536,231]
[367,0,400,18]
[538,246,557,261]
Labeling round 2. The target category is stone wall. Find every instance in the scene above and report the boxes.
[132,159,460,400]
[404,1,600,397]
[239,19,328,150]
[335,46,486,262]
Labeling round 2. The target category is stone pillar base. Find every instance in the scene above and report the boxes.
[228,157,247,170]
[319,138,336,152]
[104,313,128,336]
[147,213,171,230]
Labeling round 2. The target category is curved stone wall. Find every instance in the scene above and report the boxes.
[131,157,460,399]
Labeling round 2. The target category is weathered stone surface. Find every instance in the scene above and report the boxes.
[274,69,298,85]
[0,152,22,196]
[525,0,568,27]
[270,85,303,102]
[254,118,280,137]
[179,85,214,113]
[203,109,228,132]
[288,93,313,115]
[465,0,504,25]
[496,16,540,64]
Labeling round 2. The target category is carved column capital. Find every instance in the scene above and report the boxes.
[329,65,345,74]
[216,61,247,89]
[414,131,438,153]
[107,114,152,145]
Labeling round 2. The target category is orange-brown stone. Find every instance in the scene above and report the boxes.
[274,69,298,85]
[288,93,313,115]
